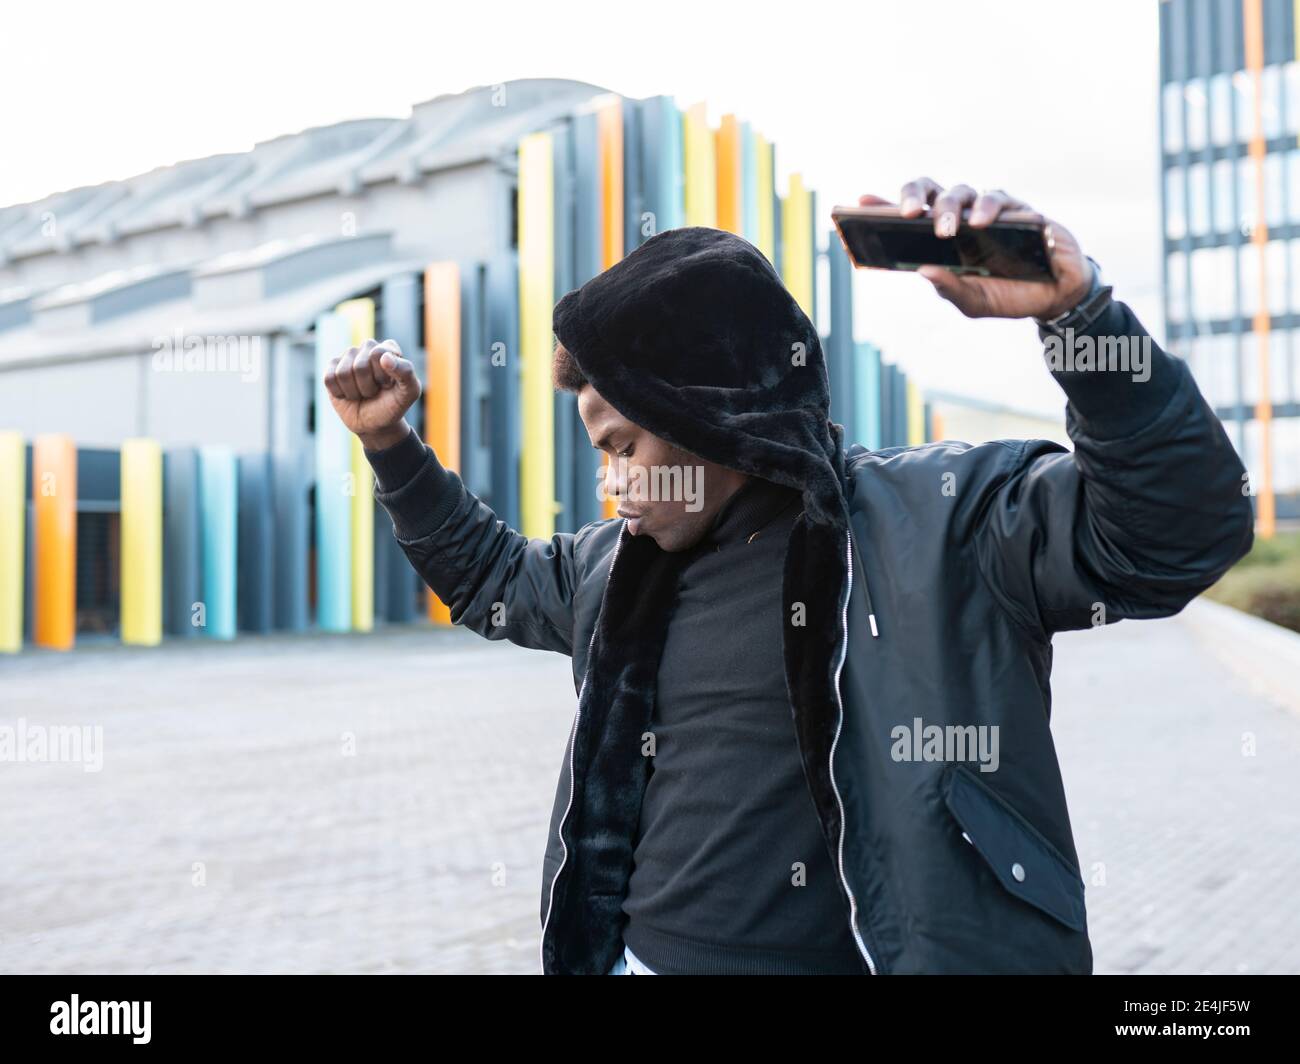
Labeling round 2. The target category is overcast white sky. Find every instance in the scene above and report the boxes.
[0,0,1163,415]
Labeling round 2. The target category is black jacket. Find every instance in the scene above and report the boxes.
[369,227,1254,974]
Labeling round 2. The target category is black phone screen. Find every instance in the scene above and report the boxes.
[836,216,1054,282]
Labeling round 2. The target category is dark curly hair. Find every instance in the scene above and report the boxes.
[552,342,590,394]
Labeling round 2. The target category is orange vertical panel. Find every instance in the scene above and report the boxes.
[424,262,460,624]
[1244,0,1275,538]
[33,435,76,650]
[715,114,742,234]
[598,96,624,271]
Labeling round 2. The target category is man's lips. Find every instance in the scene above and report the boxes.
[617,509,645,534]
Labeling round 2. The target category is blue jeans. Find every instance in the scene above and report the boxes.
[606,942,657,974]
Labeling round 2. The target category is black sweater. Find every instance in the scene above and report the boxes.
[618,475,867,974]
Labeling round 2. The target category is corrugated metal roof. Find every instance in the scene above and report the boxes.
[0,78,612,264]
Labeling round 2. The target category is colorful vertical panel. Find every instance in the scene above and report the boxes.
[336,297,376,632]
[906,379,925,447]
[597,96,624,269]
[782,173,814,318]
[0,431,24,652]
[424,262,461,626]
[854,342,883,451]
[314,311,353,633]
[715,114,742,235]
[198,446,237,640]
[683,102,717,227]
[519,132,556,542]
[32,435,76,650]
[755,134,775,264]
[1244,0,1275,538]
[120,438,162,646]
[741,121,759,245]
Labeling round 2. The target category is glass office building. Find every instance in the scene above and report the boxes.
[1160,0,1299,529]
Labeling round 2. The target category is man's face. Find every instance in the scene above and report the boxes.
[577,384,748,553]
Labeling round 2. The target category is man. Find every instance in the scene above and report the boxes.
[323,179,1255,975]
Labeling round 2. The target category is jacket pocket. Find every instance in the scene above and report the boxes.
[941,763,1087,933]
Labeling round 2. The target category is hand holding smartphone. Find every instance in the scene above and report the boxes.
[831,204,1056,283]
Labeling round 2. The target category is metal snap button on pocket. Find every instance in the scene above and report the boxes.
[1011,862,1026,882]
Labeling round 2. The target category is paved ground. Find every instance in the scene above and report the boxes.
[1,601,1297,974]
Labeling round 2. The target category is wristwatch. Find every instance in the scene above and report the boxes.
[1035,255,1113,340]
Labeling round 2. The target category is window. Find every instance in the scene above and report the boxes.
[1166,167,1187,240]
[1191,245,1234,320]
[1214,158,1236,233]
[1266,152,1286,228]
[1210,73,1234,146]
[1262,65,1283,140]
[1286,62,1300,138]
[1188,162,1211,235]
[1239,157,1260,236]
[1167,249,1188,322]
[1234,70,1256,141]
[1163,81,1184,153]
[1185,81,1209,151]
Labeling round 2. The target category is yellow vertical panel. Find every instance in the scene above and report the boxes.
[336,297,376,630]
[423,263,461,625]
[755,133,775,263]
[120,438,162,646]
[782,173,813,318]
[683,102,717,228]
[0,432,24,652]
[33,434,76,650]
[715,114,742,234]
[518,132,555,541]
[906,382,925,446]
[598,96,624,270]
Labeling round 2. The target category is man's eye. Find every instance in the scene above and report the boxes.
[617,446,633,458]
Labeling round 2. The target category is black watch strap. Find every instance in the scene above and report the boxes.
[1035,256,1113,339]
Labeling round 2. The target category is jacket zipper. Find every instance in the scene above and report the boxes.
[539,521,627,974]
[829,525,879,975]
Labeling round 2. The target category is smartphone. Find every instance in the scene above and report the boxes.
[831,204,1056,283]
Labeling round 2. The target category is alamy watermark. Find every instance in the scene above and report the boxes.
[0,717,103,772]
[151,328,261,382]
[1043,327,1151,383]
[890,716,1000,773]
[595,457,704,511]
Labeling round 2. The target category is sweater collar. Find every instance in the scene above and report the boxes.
[702,475,802,547]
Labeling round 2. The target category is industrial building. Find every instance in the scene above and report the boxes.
[0,78,940,651]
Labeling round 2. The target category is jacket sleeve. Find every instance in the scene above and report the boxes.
[364,425,584,656]
[973,296,1256,640]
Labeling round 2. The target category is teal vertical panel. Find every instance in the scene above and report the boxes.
[314,312,352,632]
[163,447,200,637]
[827,228,853,431]
[198,446,237,640]
[741,121,758,244]
[378,274,421,624]
[880,362,895,447]
[237,452,273,633]
[855,342,882,451]
[572,111,604,527]
[623,98,644,255]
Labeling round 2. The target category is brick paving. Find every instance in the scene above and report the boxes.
[1,601,1296,974]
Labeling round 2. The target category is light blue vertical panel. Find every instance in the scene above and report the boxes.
[486,254,522,532]
[198,446,237,640]
[741,120,758,245]
[855,342,883,451]
[641,95,684,235]
[314,311,352,632]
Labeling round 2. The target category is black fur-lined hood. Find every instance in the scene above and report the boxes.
[552,225,851,531]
